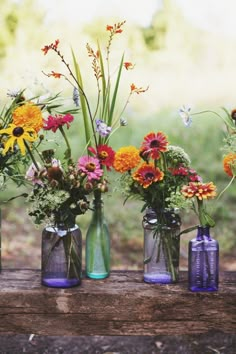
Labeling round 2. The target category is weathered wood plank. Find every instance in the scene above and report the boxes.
[0,270,235,336]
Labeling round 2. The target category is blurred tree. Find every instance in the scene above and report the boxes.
[0,0,18,58]
[142,0,195,52]
[0,0,44,61]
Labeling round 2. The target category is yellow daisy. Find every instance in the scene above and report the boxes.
[0,123,38,155]
[12,103,43,133]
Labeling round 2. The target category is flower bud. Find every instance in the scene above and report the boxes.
[231,109,236,121]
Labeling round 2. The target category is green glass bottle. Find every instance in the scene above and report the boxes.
[86,197,110,279]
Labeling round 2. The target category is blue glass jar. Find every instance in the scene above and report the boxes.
[188,226,219,292]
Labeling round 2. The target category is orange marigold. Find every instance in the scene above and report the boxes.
[223,153,236,177]
[12,103,43,133]
[181,182,217,200]
[113,146,141,173]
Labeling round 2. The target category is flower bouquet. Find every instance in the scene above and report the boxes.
[114,131,201,283]
[0,89,63,271]
[181,180,219,291]
[41,21,148,279]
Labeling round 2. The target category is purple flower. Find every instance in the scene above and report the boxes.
[77,156,103,181]
[95,119,112,137]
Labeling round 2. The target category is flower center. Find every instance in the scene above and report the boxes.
[145,172,154,180]
[86,162,96,172]
[99,151,108,160]
[13,126,24,137]
[150,140,159,148]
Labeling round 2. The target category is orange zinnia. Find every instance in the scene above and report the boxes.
[132,162,164,188]
[223,153,236,177]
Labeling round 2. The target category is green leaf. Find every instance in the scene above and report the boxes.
[108,53,124,127]
[71,48,91,146]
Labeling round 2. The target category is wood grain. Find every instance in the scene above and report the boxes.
[0,270,235,336]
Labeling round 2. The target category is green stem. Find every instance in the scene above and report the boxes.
[59,126,72,161]
[217,175,235,201]
[24,140,40,171]
[163,232,176,282]
[192,110,234,130]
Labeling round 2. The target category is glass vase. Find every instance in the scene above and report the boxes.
[86,197,110,279]
[143,208,181,284]
[41,216,82,288]
[188,226,219,292]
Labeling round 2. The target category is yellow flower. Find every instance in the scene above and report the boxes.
[113,146,141,173]
[0,123,38,155]
[12,103,43,133]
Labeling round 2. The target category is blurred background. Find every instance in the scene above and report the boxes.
[1,0,236,271]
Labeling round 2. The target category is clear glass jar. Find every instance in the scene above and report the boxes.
[188,226,219,292]
[143,208,181,284]
[41,218,82,288]
[86,198,110,279]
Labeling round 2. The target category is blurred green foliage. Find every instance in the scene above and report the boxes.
[0,0,236,265]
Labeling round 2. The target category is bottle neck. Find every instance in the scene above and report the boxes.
[54,210,76,229]
[197,225,211,240]
[92,198,104,221]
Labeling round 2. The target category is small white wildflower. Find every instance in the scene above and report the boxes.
[7,89,21,98]
[120,117,128,126]
[73,87,80,107]
[179,105,192,127]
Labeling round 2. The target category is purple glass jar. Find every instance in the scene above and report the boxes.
[188,226,219,292]
[41,219,82,288]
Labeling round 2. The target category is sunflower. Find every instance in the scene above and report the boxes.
[113,146,141,173]
[132,162,164,188]
[12,103,43,133]
[0,123,38,155]
[223,153,236,177]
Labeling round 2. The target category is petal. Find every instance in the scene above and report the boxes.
[2,137,16,154]
[17,137,26,155]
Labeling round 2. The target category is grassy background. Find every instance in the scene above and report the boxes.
[1,108,235,271]
[1,0,236,270]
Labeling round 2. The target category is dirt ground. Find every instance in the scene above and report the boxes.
[0,332,235,354]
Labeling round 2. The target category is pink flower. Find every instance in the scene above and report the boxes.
[25,163,45,186]
[43,113,74,133]
[77,156,103,181]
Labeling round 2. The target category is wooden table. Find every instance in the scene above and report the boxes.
[0,270,235,336]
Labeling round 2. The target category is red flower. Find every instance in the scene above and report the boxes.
[181,182,217,200]
[170,165,189,176]
[140,131,168,160]
[106,21,126,34]
[132,162,164,188]
[89,144,115,170]
[41,39,59,55]
[43,113,74,133]
[124,62,135,70]
[106,25,114,31]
